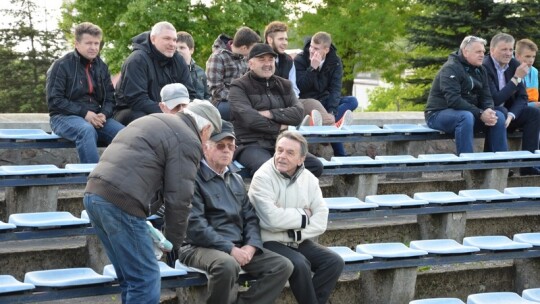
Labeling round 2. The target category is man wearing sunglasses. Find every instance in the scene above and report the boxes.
[178,120,293,304]
[426,35,507,154]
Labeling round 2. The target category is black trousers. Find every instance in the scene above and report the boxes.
[264,240,344,304]
[235,145,323,177]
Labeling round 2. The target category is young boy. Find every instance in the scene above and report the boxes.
[515,39,539,107]
[176,31,211,100]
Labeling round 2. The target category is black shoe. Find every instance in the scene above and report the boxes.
[520,167,540,176]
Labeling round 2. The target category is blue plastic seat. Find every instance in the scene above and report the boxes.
[324,197,378,210]
[459,152,506,161]
[495,150,540,160]
[342,125,393,134]
[458,189,520,202]
[297,125,354,135]
[174,260,246,275]
[467,292,537,304]
[0,164,65,176]
[522,288,540,302]
[0,220,16,231]
[318,157,342,167]
[417,153,462,163]
[0,275,35,294]
[504,187,540,199]
[356,242,427,258]
[383,124,439,133]
[365,194,429,207]
[374,155,426,164]
[9,211,90,228]
[331,156,387,166]
[24,268,114,287]
[0,129,61,140]
[64,163,97,173]
[328,246,373,262]
[410,299,465,304]
[513,233,540,246]
[409,239,480,255]
[463,236,533,251]
[413,191,475,205]
[103,261,187,279]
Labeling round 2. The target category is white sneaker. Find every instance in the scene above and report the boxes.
[310,109,323,126]
[335,110,354,129]
[298,115,311,129]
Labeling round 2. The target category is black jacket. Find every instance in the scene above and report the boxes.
[182,162,263,253]
[114,31,195,114]
[46,50,115,118]
[294,39,343,114]
[425,51,494,120]
[86,113,203,250]
[229,71,303,149]
[483,55,528,119]
[274,52,294,79]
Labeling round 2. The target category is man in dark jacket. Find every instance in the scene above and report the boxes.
[46,22,124,163]
[425,35,507,154]
[176,31,211,100]
[84,100,221,303]
[294,32,358,156]
[114,21,196,125]
[483,33,540,176]
[264,21,335,126]
[179,121,293,304]
[229,43,324,177]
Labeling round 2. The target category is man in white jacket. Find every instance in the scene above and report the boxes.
[248,131,344,304]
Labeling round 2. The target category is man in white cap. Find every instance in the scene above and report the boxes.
[84,100,221,303]
[159,83,191,114]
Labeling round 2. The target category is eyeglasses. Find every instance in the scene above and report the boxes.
[213,143,237,151]
[462,35,485,47]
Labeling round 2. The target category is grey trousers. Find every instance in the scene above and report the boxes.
[179,246,293,304]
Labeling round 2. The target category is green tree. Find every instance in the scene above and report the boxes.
[60,0,308,74]
[0,0,65,113]
[295,0,418,95]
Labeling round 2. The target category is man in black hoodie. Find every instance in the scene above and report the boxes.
[114,21,196,125]
[425,35,507,154]
[294,32,358,156]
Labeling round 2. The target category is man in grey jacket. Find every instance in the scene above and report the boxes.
[84,100,221,304]
[179,121,293,304]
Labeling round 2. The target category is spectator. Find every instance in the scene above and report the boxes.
[425,35,507,154]
[46,22,124,164]
[263,21,336,126]
[179,121,293,304]
[114,21,196,125]
[176,31,211,100]
[483,33,540,175]
[84,100,221,303]
[229,43,323,177]
[206,27,260,120]
[248,131,344,304]
[159,83,190,114]
[515,39,540,107]
[294,32,357,156]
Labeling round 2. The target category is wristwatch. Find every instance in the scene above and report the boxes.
[512,76,522,83]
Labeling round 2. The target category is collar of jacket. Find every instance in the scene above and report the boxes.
[74,49,96,66]
[248,71,276,86]
[220,48,244,60]
[199,161,239,182]
[177,112,203,143]
[270,156,305,185]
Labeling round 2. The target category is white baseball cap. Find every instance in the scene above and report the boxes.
[160,83,190,110]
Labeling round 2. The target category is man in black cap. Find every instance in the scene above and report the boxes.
[229,43,324,177]
[178,120,293,304]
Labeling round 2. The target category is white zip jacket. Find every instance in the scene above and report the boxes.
[248,157,328,244]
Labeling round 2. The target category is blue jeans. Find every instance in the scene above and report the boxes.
[50,115,124,163]
[83,193,160,304]
[332,96,359,156]
[426,109,507,154]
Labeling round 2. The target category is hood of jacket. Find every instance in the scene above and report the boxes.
[213,33,233,52]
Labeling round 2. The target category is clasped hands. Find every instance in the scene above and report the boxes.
[85,111,106,128]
